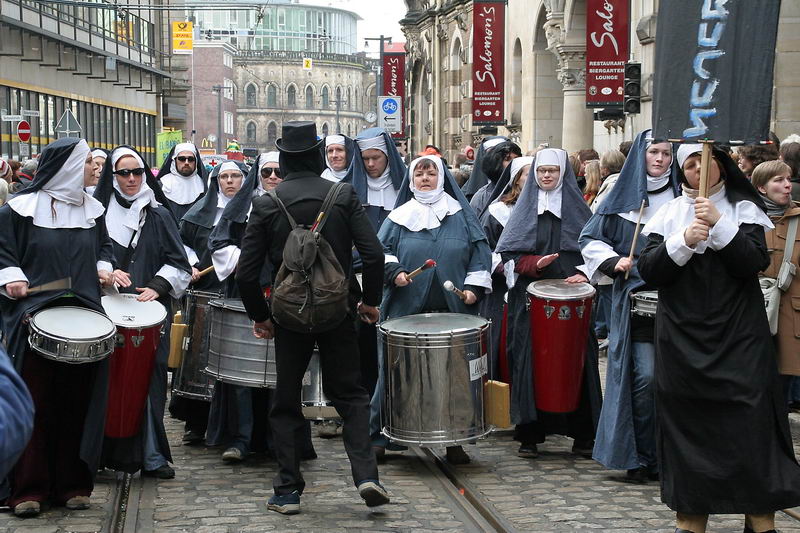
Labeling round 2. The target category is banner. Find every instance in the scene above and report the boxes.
[585,0,629,108]
[156,130,183,167]
[172,21,193,55]
[382,45,406,138]
[652,1,780,143]
[472,0,505,126]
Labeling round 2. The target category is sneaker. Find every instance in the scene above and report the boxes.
[13,501,40,517]
[222,447,244,463]
[65,495,90,510]
[143,464,175,479]
[357,480,390,508]
[267,491,300,515]
[517,442,539,458]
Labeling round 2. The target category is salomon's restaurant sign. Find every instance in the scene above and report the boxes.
[472,0,506,126]
[585,0,629,107]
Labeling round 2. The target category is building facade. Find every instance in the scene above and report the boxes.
[0,0,168,164]
[401,0,800,159]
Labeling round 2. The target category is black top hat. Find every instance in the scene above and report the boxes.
[276,121,323,154]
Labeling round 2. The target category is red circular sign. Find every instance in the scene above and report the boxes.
[17,121,31,143]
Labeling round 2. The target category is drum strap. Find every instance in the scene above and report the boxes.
[119,229,139,271]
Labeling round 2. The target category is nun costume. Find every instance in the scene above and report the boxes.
[352,128,406,230]
[496,148,602,458]
[321,134,357,183]
[468,139,521,219]
[370,155,492,464]
[94,146,192,478]
[157,142,208,220]
[638,145,800,532]
[0,138,113,515]
[254,152,281,197]
[578,130,680,481]
[460,136,507,201]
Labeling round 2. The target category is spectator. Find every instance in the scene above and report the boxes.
[737,143,779,179]
[17,159,37,188]
[583,160,602,205]
[593,149,626,213]
[619,140,633,157]
[779,142,800,202]
[576,149,599,191]
[8,160,20,183]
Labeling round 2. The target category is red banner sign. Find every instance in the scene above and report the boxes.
[472,0,505,125]
[382,45,406,138]
[585,0,629,107]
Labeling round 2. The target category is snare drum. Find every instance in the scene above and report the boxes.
[205,298,276,388]
[301,350,338,420]
[526,280,595,413]
[173,290,218,401]
[379,313,491,446]
[28,306,116,364]
[102,293,167,438]
[631,290,659,318]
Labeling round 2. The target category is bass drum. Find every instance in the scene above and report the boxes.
[173,290,219,401]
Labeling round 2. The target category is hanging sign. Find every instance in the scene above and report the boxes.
[471,0,506,126]
[382,44,406,138]
[585,0,629,108]
[172,21,194,55]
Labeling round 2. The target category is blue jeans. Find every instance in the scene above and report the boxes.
[594,285,612,339]
[144,399,168,471]
[229,385,254,454]
[631,341,656,470]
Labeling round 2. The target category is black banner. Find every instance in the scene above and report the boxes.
[652,0,781,143]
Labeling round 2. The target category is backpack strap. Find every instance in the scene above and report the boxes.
[313,183,345,234]
[267,190,297,229]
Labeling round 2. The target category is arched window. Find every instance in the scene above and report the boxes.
[322,123,329,137]
[346,87,351,110]
[246,84,257,107]
[267,122,278,148]
[267,85,277,107]
[355,87,360,111]
[246,121,257,142]
[305,86,314,109]
[287,85,296,107]
[347,124,351,137]
[335,87,342,108]
[321,87,330,109]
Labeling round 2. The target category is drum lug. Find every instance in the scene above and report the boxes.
[576,305,585,319]
[131,335,144,348]
[115,333,125,348]
[544,305,555,319]
[525,298,530,311]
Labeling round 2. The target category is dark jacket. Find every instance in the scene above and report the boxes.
[236,170,384,323]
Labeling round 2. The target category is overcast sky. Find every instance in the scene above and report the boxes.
[301,0,408,53]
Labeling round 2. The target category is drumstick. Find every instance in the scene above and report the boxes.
[310,211,325,232]
[407,259,436,280]
[196,265,215,278]
[625,199,647,281]
[27,277,72,294]
[443,280,467,301]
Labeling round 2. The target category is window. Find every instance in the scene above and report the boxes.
[267,85,277,107]
[321,87,329,109]
[267,121,278,148]
[246,121,257,142]
[322,123,329,136]
[246,84,257,107]
[346,87,351,110]
[223,53,233,68]
[287,85,296,107]
[224,111,234,134]
[224,78,234,100]
[305,86,314,109]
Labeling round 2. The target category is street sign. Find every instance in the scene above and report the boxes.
[172,21,194,55]
[378,96,402,133]
[1,114,22,122]
[302,58,313,70]
[54,109,82,138]
[17,121,31,142]
[22,109,40,117]
[19,143,29,157]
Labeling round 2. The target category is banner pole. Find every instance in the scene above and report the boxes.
[698,141,713,198]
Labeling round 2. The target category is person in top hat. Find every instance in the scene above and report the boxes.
[236,121,389,515]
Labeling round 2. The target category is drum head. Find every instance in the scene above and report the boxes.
[527,280,595,300]
[102,293,167,328]
[209,298,246,312]
[31,307,115,340]
[635,290,658,301]
[381,313,487,335]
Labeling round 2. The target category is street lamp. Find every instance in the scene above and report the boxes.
[364,35,392,116]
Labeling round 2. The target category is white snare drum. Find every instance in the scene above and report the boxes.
[631,290,659,318]
[28,306,116,363]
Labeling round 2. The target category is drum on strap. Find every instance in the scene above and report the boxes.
[301,349,338,420]
[173,290,219,401]
[102,293,167,438]
[526,280,595,413]
[28,306,116,364]
[630,290,658,317]
[379,313,491,446]
[205,298,276,388]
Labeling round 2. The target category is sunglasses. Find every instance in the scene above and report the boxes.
[261,168,281,178]
[176,156,196,163]
[113,168,145,177]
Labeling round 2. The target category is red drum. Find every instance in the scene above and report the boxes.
[102,293,167,438]
[526,280,595,413]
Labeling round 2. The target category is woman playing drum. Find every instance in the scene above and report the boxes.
[371,154,492,464]
[495,148,602,459]
[0,138,116,516]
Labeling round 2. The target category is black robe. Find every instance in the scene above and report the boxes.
[638,224,800,514]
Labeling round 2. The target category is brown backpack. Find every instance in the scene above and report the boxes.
[267,183,349,333]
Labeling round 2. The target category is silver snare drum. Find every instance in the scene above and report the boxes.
[379,313,491,446]
[631,290,659,318]
[28,306,116,363]
[174,290,219,401]
[205,298,276,388]
[301,350,338,420]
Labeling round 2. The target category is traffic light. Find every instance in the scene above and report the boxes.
[623,62,641,114]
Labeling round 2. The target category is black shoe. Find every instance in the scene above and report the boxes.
[676,529,696,533]
[744,529,776,533]
[517,443,538,458]
[445,446,471,465]
[143,465,175,479]
[182,429,205,445]
[571,439,594,458]
[648,470,660,482]
[622,467,648,484]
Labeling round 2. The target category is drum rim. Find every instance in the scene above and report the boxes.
[526,279,596,300]
[208,298,246,312]
[185,289,224,299]
[379,312,489,336]
[101,294,168,328]
[30,306,116,340]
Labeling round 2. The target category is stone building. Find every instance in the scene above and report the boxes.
[401,0,800,159]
